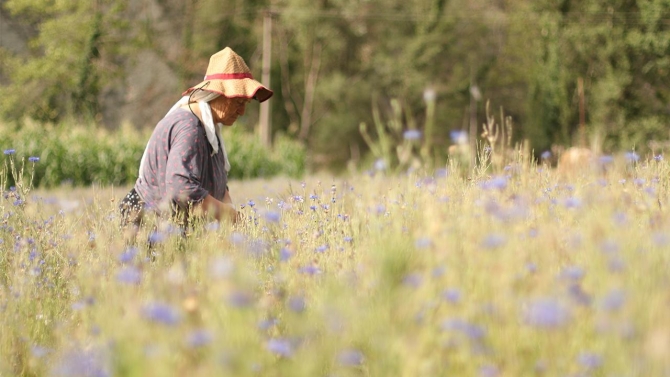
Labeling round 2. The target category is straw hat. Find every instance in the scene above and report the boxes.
[182,47,273,102]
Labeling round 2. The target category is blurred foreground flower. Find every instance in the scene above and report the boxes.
[266,338,294,357]
[522,298,570,329]
[142,302,181,326]
[337,349,365,366]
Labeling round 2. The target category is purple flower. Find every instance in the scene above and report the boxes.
[343,236,353,243]
[481,233,506,249]
[415,237,433,249]
[264,211,280,223]
[142,302,181,326]
[441,318,486,340]
[599,155,614,165]
[450,130,468,144]
[3,149,15,155]
[522,298,570,329]
[563,197,582,209]
[480,365,499,377]
[148,231,165,245]
[625,151,640,163]
[442,288,462,303]
[568,284,592,306]
[186,329,213,348]
[28,156,40,162]
[205,221,219,232]
[601,289,626,311]
[279,248,292,262]
[403,129,422,140]
[258,318,279,331]
[116,266,142,285]
[337,349,365,366]
[374,158,387,171]
[266,338,294,357]
[118,246,138,264]
[230,232,245,245]
[480,176,508,190]
[560,266,585,281]
[402,273,422,288]
[288,296,306,313]
[654,154,663,161]
[248,200,255,207]
[315,244,329,253]
[577,352,603,369]
[299,265,322,275]
[540,150,551,160]
[51,347,110,377]
[227,290,253,308]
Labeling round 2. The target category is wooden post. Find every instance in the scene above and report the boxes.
[577,77,585,147]
[259,10,273,147]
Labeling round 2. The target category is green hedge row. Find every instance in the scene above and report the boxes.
[0,121,305,188]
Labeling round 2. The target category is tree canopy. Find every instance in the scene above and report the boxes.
[1,0,669,169]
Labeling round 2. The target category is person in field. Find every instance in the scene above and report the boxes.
[119,47,272,228]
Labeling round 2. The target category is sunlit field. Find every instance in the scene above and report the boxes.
[2,154,670,377]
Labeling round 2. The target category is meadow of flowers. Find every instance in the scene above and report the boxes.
[2,149,670,377]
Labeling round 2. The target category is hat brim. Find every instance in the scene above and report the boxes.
[182,78,273,103]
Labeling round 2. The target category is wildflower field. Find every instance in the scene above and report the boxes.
[2,152,670,377]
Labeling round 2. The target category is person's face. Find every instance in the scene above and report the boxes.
[209,96,251,126]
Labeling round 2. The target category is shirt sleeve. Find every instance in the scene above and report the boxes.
[165,120,210,207]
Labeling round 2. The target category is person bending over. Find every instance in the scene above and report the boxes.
[120,47,272,228]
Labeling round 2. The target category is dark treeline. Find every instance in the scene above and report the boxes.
[1,0,670,170]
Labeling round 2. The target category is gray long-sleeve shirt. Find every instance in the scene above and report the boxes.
[134,108,228,213]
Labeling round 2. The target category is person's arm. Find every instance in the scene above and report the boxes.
[194,194,238,223]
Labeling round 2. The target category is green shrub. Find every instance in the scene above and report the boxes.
[0,121,305,188]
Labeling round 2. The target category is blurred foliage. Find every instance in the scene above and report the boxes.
[0,121,305,188]
[2,0,670,170]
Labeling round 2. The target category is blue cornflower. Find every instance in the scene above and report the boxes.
[374,158,387,171]
[403,129,422,140]
[480,176,508,190]
[442,288,462,303]
[288,296,306,313]
[563,197,582,209]
[480,365,500,377]
[541,150,551,160]
[264,211,280,223]
[568,284,592,306]
[315,244,328,253]
[148,231,165,245]
[450,130,468,144]
[227,291,253,308]
[601,289,626,312]
[560,265,585,281]
[481,233,506,249]
[522,298,570,329]
[116,266,142,285]
[266,338,294,357]
[577,352,603,370]
[186,329,213,348]
[28,156,40,162]
[299,265,322,275]
[654,154,663,161]
[118,246,138,264]
[279,248,292,262]
[3,149,15,155]
[599,155,614,165]
[402,273,422,288]
[415,237,433,249]
[343,236,353,243]
[247,200,255,207]
[337,349,365,366]
[625,151,640,163]
[142,302,181,326]
[51,348,110,377]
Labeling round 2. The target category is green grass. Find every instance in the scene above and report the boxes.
[1,156,670,377]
